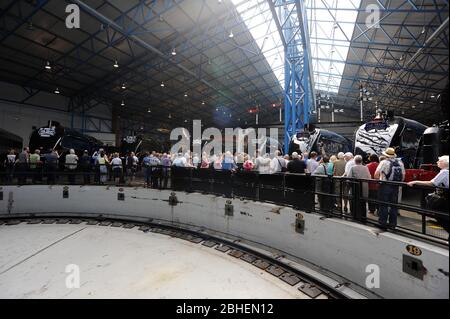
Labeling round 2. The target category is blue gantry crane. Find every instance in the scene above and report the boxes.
[268,0,316,154]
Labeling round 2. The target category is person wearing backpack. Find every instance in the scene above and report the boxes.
[374,148,405,229]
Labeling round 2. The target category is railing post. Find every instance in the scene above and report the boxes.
[188,167,193,192]
[351,181,362,221]
[256,172,260,201]
[422,214,427,235]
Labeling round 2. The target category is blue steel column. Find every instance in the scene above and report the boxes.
[271,0,314,154]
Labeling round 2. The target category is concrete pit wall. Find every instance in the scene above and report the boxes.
[0,185,448,299]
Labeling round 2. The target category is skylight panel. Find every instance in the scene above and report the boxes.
[307,0,361,93]
[231,0,285,88]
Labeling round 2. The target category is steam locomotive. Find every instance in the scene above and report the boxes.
[29,121,104,157]
[354,115,427,168]
[289,128,352,156]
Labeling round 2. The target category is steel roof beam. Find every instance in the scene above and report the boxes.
[72,0,241,108]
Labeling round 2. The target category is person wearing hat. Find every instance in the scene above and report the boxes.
[374,147,406,229]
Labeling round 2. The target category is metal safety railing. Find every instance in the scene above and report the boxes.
[0,163,448,244]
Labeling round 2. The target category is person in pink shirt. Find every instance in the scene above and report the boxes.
[243,155,254,171]
[200,152,210,169]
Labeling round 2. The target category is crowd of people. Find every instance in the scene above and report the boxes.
[1,146,448,231]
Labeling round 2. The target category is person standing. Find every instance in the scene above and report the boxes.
[161,153,172,189]
[44,149,59,184]
[142,152,152,187]
[192,153,200,169]
[331,152,345,211]
[366,154,380,216]
[110,153,123,185]
[17,147,29,184]
[200,152,210,169]
[306,151,319,174]
[95,150,109,185]
[80,150,91,184]
[348,155,372,221]
[270,150,287,174]
[341,152,355,213]
[29,149,42,183]
[221,151,236,171]
[243,155,254,171]
[65,149,78,185]
[408,155,449,233]
[374,148,405,229]
[255,153,271,174]
[312,156,334,214]
[5,149,16,183]
[287,152,306,174]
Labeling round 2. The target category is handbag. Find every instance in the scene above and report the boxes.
[425,189,447,212]
[277,158,287,172]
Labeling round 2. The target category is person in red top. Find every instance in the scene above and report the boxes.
[366,154,381,216]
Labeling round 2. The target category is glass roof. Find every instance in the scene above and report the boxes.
[231,0,361,94]
[231,0,285,88]
[307,0,361,94]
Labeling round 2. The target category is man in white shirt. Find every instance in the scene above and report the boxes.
[65,149,78,170]
[270,150,286,174]
[65,149,78,184]
[343,152,355,177]
[255,153,271,174]
[172,153,187,167]
[408,155,449,189]
[110,153,123,184]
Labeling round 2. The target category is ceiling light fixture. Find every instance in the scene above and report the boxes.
[54,87,60,94]
[229,30,234,38]
[121,100,125,106]
[45,61,51,70]
[202,101,205,105]
[113,60,119,68]
[121,83,126,89]
[184,92,188,97]
[161,82,165,87]
[147,108,151,113]
[431,94,436,98]
[171,48,176,56]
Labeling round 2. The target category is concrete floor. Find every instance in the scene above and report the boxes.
[0,224,314,299]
